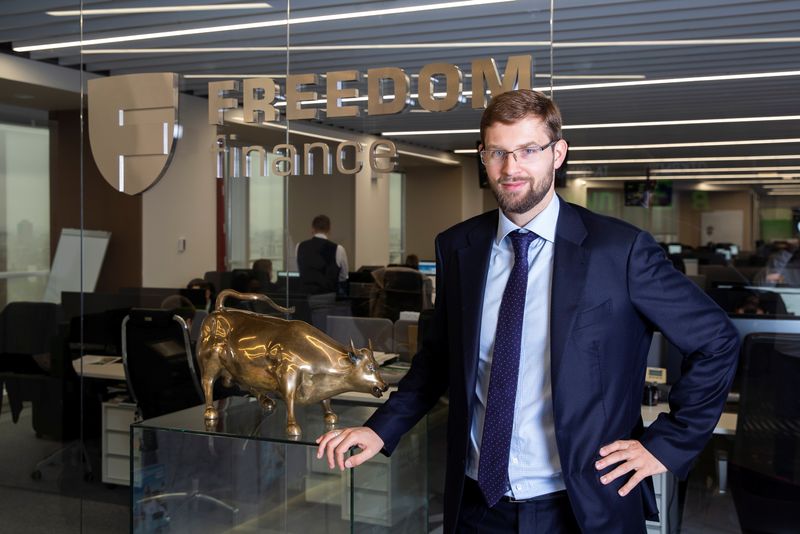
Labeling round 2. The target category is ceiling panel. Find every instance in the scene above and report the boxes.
[0,0,797,184]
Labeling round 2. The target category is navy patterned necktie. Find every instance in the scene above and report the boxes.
[477,229,537,507]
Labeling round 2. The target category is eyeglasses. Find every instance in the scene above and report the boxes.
[479,140,558,167]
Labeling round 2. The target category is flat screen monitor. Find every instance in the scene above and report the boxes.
[715,248,732,261]
[418,260,436,276]
[667,244,682,255]
[277,271,300,278]
[729,244,739,256]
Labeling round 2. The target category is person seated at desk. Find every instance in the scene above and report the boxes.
[186,278,214,312]
[250,259,280,294]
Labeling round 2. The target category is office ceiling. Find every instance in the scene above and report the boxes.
[1,0,799,186]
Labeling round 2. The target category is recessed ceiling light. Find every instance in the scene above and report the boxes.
[184,73,285,79]
[571,155,800,164]
[47,3,271,16]
[706,179,800,185]
[571,138,800,151]
[17,0,515,52]
[13,94,35,100]
[383,114,800,137]
[651,166,800,173]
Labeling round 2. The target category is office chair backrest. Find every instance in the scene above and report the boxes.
[0,302,62,372]
[729,332,800,532]
[326,316,394,353]
[372,267,426,321]
[122,308,202,420]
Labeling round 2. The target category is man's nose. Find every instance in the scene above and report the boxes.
[500,152,521,174]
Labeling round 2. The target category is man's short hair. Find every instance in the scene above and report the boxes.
[312,214,331,233]
[480,89,562,144]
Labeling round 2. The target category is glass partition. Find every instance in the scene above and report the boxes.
[0,3,87,532]
[0,0,791,532]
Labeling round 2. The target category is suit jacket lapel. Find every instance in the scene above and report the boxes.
[458,211,496,406]
[550,198,589,390]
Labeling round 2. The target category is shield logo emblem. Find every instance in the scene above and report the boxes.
[88,73,180,195]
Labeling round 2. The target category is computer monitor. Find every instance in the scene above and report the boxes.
[730,244,739,256]
[418,260,436,276]
[277,271,300,278]
[667,244,682,255]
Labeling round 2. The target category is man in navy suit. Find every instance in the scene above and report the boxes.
[317,90,739,532]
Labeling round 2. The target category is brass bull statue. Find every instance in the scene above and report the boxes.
[197,290,388,436]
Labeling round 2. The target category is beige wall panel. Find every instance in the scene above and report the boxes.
[142,95,217,287]
[405,165,465,260]
[354,167,390,268]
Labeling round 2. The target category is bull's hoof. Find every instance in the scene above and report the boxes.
[324,412,338,425]
[204,407,218,421]
[286,423,301,437]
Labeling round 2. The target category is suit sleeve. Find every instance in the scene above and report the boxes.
[364,235,451,454]
[627,231,740,478]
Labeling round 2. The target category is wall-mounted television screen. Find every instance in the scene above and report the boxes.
[624,180,673,207]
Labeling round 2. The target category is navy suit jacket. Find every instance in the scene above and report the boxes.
[365,197,739,533]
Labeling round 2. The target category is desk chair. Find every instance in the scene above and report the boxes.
[730,333,800,533]
[326,316,393,353]
[0,302,90,480]
[371,267,427,321]
[122,309,202,421]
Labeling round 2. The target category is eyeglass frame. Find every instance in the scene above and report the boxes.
[479,139,559,167]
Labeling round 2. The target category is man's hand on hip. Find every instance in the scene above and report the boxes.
[595,440,667,496]
[315,427,384,470]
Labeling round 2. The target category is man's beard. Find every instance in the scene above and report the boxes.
[489,170,554,214]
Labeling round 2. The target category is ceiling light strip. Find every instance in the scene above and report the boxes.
[651,166,800,173]
[458,140,800,153]
[555,38,800,46]
[585,174,800,181]
[571,155,800,164]
[15,0,515,52]
[538,70,800,91]
[708,179,800,185]
[384,115,800,137]
[571,138,800,151]
[184,73,286,78]
[72,37,800,54]
[47,3,272,16]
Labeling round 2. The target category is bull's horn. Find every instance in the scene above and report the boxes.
[350,339,357,354]
[368,338,374,352]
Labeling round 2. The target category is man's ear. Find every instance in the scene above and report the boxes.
[553,139,569,169]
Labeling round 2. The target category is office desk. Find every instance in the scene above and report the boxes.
[72,355,125,381]
[642,403,737,435]
[72,355,133,485]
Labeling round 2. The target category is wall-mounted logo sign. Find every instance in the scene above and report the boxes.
[208,55,531,178]
[208,55,531,124]
[88,73,180,195]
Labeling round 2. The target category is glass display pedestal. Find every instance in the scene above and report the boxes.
[131,396,427,533]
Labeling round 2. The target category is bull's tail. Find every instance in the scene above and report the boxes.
[214,289,295,314]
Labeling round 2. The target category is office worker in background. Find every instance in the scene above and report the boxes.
[317,89,739,533]
[296,214,349,295]
[250,258,280,294]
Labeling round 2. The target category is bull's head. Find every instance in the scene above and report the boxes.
[348,339,388,397]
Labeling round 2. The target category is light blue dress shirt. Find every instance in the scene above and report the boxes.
[465,195,566,499]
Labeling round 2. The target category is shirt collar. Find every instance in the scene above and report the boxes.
[313,233,329,240]
[496,194,560,245]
